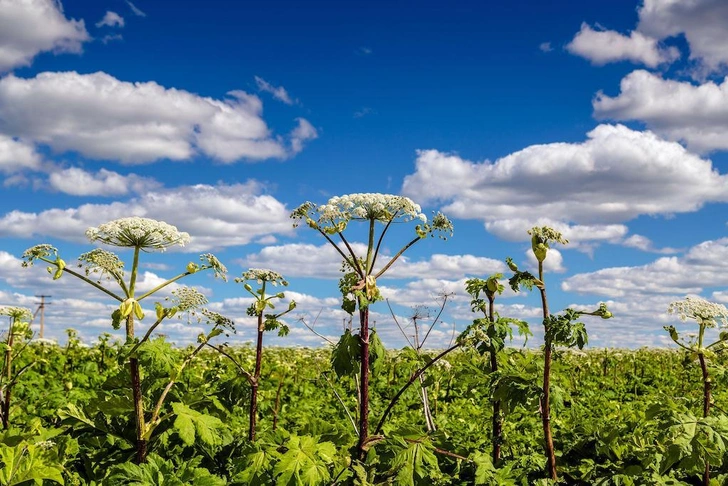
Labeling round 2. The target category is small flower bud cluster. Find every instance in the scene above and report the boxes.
[237,268,288,286]
[199,309,235,330]
[78,249,125,279]
[200,253,228,281]
[668,297,728,329]
[169,287,208,313]
[86,217,190,251]
[528,226,568,245]
[21,244,58,267]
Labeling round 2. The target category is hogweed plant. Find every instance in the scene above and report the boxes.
[375,295,464,437]
[21,217,229,463]
[507,226,612,481]
[234,268,296,441]
[460,274,530,464]
[291,193,453,459]
[666,296,728,486]
[0,306,34,429]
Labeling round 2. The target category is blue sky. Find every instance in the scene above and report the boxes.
[1,0,728,349]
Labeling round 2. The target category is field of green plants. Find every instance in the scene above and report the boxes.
[3,195,728,485]
[2,341,728,485]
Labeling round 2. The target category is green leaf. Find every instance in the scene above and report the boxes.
[273,435,335,486]
[0,442,65,486]
[369,329,386,373]
[331,330,361,378]
[171,402,225,448]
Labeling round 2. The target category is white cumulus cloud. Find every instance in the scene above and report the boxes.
[0,134,42,174]
[47,167,160,196]
[638,0,728,76]
[0,0,89,72]
[0,71,316,164]
[0,181,294,251]
[402,125,728,247]
[566,23,679,67]
[594,70,728,153]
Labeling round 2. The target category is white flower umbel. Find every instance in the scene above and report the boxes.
[238,268,288,286]
[0,307,32,323]
[292,193,453,236]
[86,217,190,251]
[668,297,728,329]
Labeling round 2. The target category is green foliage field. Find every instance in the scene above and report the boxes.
[4,339,728,485]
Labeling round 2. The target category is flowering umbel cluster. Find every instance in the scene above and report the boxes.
[0,306,32,323]
[291,193,453,238]
[78,249,125,280]
[21,244,58,267]
[237,269,288,287]
[668,297,728,329]
[86,217,191,251]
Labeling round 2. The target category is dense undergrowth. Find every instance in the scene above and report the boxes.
[5,340,728,485]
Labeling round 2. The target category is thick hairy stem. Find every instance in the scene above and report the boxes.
[129,356,146,463]
[375,343,460,435]
[2,330,14,430]
[538,259,557,481]
[699,352,711,486]
[365,218,375,274]
[541,341,556,480]
[488,295,502,464]
[249,313,264,442]
[125,307,146,464]
[356,306,370,460]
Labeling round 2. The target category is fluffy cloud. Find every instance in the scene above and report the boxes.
[0,181,294,250]
[0,71,316,164]
[0,0,89,72]
[96,11,124,28]
[567,1,728,75]
[402,125,728,246]
[484,218,627,249]
[566,23,679,67]
[48,167,160,196]
[562,238,728,298]
[638,0,728,75]
[0,134,42,174]
[594,70,728,153]
[622,234,679,254]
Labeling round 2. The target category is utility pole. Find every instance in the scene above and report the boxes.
[34,295,51,339]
